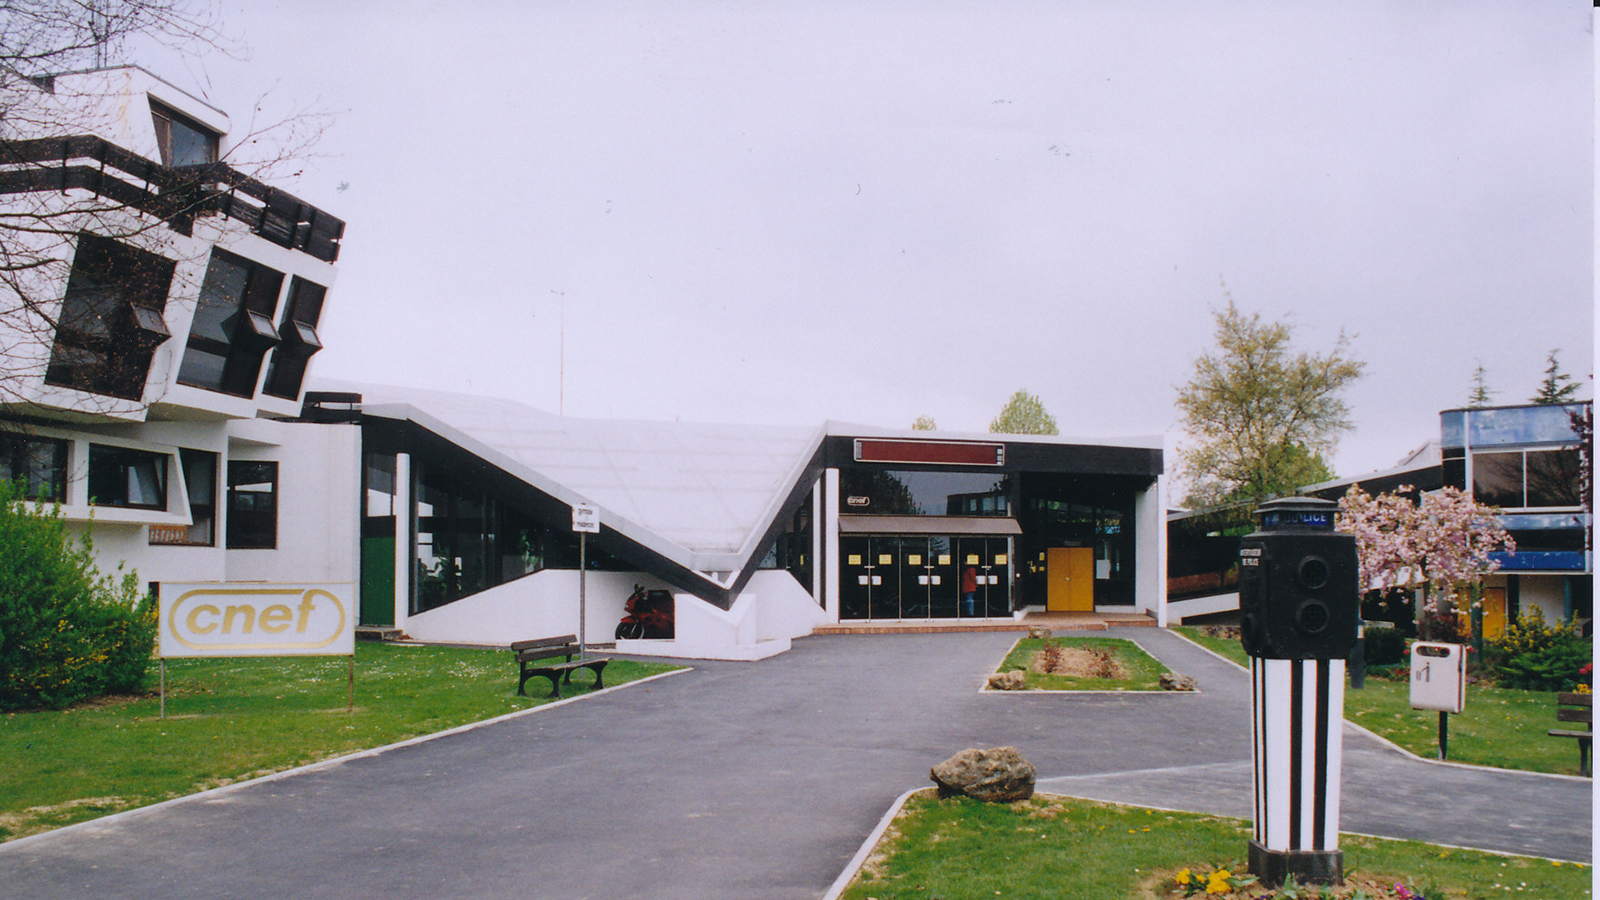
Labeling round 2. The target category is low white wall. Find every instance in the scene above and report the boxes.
[1168,591,1241,623]
[1519,575,1574,625]
[403,570,674,646]
[617,570,827,661]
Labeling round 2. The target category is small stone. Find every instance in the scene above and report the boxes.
[987,671,1026,691]
[1027,626,1053,640]
[1160,672,1198,692]
[930,747,1036,802]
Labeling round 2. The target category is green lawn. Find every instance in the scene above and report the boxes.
[841,791,1589,900]
[0,643,678,841]
[1169,626,1584,776]
[996,636,1172,691]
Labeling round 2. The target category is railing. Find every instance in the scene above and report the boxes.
[0,135,345,262]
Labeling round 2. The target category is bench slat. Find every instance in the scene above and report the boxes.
[1556,707,1593,725]
[511,634,579,653]
[1557,692,1593,707]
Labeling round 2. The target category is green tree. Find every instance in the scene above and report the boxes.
[1466,360,1495,408]
[989,389,1057,435]
[1530,349,1580,405]
[1175,300,1363,508]
[911,415,937,431]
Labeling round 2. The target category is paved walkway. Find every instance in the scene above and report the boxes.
[1,629,1589,899]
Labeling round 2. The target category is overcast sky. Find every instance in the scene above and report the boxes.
[144,1,1593,489]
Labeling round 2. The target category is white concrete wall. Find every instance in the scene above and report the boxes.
[403,570,675,646]
[1519,575,1574,625]
[1134,476,1168,625]
[225,422,360,585]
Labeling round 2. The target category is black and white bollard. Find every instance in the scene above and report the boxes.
[1238,497,1360,888]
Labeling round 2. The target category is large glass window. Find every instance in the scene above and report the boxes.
[226,461,278,548]
[178,250,284,397]
[839,469,1013,517]
[1472,448,1583,510]
[88,444,168,510]
[150,101,219,167]
[0,434,68,501]
[45,234,174,400]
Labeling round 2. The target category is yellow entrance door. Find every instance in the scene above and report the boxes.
[1480,586,1507,640]
[1046,548,1094,612]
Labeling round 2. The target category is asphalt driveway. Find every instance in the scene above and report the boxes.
[2,629,1589,899]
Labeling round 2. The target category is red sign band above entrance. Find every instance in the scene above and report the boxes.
[853,439,1005,466]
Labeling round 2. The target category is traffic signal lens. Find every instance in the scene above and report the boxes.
[1297,556,1330,591]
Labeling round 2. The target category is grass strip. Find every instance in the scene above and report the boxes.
[1168,626,1583,777]
[996,636,1171,691]
[0,642,678,841]
[840,791,1589,900]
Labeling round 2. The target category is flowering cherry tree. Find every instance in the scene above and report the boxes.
[1337,485,1514,639]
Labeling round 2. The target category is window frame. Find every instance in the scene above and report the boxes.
[0,434,69,502]
[149,100,220,168]
[225,460,279,549]
[87,444,170,511]
[177,249,285,397]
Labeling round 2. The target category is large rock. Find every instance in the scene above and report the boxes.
[1027,626,1053,639]
[987,671,1026,691]
[930,747,1036,802]
[1160,672,1198,692]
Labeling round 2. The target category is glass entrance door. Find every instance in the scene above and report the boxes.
[841,534,1009,620]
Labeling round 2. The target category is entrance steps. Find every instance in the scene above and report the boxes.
[814,610,1156,635]
[355,625,406,642]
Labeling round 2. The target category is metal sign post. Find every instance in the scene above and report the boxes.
[572,503,600,658]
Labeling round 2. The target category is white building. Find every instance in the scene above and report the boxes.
[0,66,357,594]
[2,67,1167,661]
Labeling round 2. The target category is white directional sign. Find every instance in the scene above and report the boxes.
[572,502,600,533]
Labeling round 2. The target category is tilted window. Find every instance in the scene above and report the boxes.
[177,250,284,397]
[44,234,175,400]
[263,278,327,399]
[150,101,219,167]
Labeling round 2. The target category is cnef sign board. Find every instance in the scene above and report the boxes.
[160,583,355,658]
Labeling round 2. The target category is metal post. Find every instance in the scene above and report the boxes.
[1350,619,1366,690]
[159,659,166,719]
[1438,711,1449,760]
[579,531,588,659]
[347,656,355,713]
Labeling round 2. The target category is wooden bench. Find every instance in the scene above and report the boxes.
[512,635,608,699]
[1548,692,1592,777]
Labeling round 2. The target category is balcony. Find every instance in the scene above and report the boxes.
[0,135,344,262]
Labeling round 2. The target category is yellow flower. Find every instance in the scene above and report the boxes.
[1206,870,1232,895]
[1176,868,1192,885]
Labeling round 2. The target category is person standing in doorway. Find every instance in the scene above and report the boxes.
[962,566,978,617]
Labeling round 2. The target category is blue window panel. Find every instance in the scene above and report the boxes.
[1498,512,1590,532]
[1443,404,1586,450]
[1490,550,1588,572]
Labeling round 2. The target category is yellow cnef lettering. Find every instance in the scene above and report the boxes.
[258,604,293,633]
[187,604,220,634]
[222,605,256,634]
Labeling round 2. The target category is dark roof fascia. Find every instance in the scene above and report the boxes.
[361,413,735,608]
[822,434,1162,477]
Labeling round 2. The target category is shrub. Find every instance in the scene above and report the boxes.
[0,480,156,710]
[1363,624,1408,666]
[1488,613,1590,692]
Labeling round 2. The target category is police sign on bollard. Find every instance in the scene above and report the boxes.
[1239,497,1359,888]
